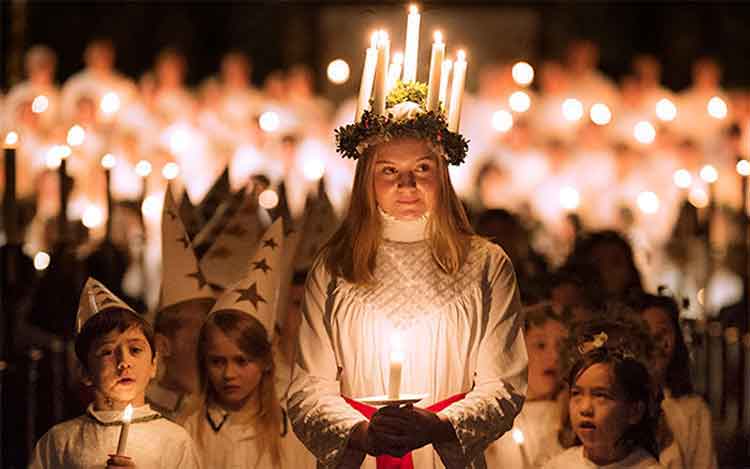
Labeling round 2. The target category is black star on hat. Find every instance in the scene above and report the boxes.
[187,269,209,289]
[251,258,272,274]
[166,209,178,220]
[234,282,266,310]
[262,237,279,250]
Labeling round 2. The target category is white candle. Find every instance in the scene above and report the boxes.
[116,404,134,455]
[403,4,420,82]
[372,30,390,116]
[426,31,445,112]
[387,333,404,399]
[447,50,467,132]
[355,33,379,121]
[439,59,453,112]
[386,52,404,94]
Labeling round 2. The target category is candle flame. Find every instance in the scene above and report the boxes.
[101,153,116,169]
[393,52,404,65]
[122,404,134,423]
[370,32,378,49]
[67,125,86,147]
[512,428,525,445]
[135,160,153,177]
[457,50,466,61]
[409,4,418,14]
[4,131,19,148]
[434,31,443,43]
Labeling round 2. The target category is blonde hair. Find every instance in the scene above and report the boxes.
[323,138,474,284]
[196,310,282,467]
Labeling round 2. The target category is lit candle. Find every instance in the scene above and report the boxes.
[403,5,421,82]
[439,59,453,112]
[3,131,19,244]
[135,160,153,204]
[386,52,404,94]
[116,404,134,455]
[387,332,404,399]
[512,428,531,469]
[426,31,445,112]
[447,50,467,132]
[372,30,390,116]
[355,32,379,121]
[101,154,116,238]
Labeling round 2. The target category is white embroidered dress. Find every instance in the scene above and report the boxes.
[29,404,201,469]
[288,213,528,469]
[543,446,664,469]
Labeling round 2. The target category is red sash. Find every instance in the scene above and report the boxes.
[343,393,466,469]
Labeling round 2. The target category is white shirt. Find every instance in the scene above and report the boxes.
[543,446,663,469]
[29,404,201,469]
[183,403,316,469]
[288,215,528,469]
[659,393,717,469]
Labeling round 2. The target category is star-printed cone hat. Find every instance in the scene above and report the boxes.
[192,186,248,259]
[293,179,339,272]
[179,189,202,240]
[160,183,215,310]
[199,190,269,291]
[209,218,284,338]
[76,278,137,333]
[196,166,231,228]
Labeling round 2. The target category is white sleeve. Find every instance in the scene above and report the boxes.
[166,430,204,469]
[287,261,368,469]
[434,248,528,468]
[687,398,717,469]
[27,430,54,469]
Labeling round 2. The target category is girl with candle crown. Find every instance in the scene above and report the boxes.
[289,18,527,468]
[29,278,200,469]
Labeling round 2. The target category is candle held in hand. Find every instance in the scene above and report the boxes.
[387,333,404,399]
[116,404,134,456]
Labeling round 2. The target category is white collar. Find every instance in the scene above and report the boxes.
[86,403,158,425]
[379,207,429,242]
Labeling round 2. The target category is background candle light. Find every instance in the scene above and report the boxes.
[4,132,19,244]
[116,404,134,455]
[512,61,534,87]
[101,154,116,236]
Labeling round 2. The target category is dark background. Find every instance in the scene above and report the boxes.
[2,2,750,95]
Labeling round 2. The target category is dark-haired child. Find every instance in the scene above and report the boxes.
[29,278,200,469]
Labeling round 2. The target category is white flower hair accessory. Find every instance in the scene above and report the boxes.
[387,101,424,122]
[578,331,608,355]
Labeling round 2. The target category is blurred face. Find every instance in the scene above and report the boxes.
[87,326,157,409]
[156,56,184,88]
[526,320,567,400]
[86,43,114,71]
[373,139,438,220]
[640,306,676,382]
[569,363,643,462]
[222,56,249,88]
[204,326,264,411]
[590,242,632,296]
[164,310,206,393]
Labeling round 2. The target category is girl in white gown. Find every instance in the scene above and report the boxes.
[288,86,527,467]
[544,320,664,469]
[635,294,718,469]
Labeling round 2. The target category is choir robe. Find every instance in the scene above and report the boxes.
[183,402,316,469]
[485,399,564,468]
[658,393,717,469]
[288,224,528,469]
[29,404,201,469]
[543,446,663,469]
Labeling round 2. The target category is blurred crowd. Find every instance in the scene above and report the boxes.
[1,38,748,323]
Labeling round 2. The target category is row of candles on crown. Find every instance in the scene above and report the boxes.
[354,5,468,133]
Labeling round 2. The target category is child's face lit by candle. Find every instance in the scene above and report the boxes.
[525,319,567,400]
[204,326,264,411]
[87,327,157,406]
[569,363,643,456]
[373,138,438,220]
[640,306,675,383]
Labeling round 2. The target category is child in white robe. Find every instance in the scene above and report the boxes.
[635,294,718,469]
[485,303,567,468]
[183,309,315,469]
[544,320,664,469]
[29,278,201,469]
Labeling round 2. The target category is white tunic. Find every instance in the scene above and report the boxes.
[485,400,563,468]
[659,394,717,469]
[183,403,316,469]
[29,404,201,469]
[288,219,528,469]
[543,446,663,469]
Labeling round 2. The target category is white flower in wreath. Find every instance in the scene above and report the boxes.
[387,101,424,122]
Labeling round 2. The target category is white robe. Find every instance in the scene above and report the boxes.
[543,446,663,469]
[183,403,316,469]
[29,404,201,469]
[288,221,528,469]
[659,394,717,469]
[485,400,563,468]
